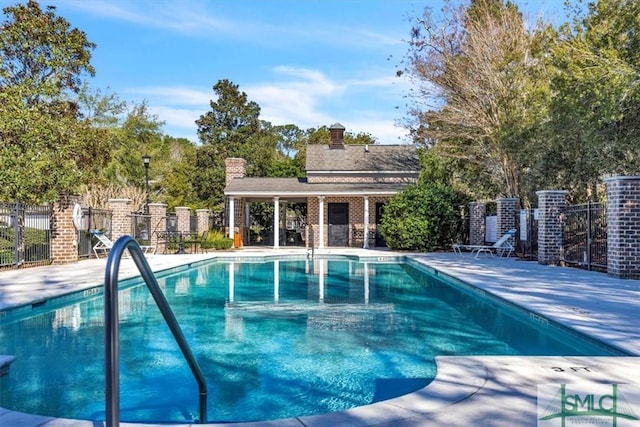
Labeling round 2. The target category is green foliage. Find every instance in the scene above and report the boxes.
[404,0,550,203]
[201,230,233,250]
[194,79,276,206]
[0,0,103,203]
[380,184,467,251]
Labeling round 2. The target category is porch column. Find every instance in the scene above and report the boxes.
[318,196,325,249]
[245,202,251,245]
[273,196,280,249]
[228,197,235,240]
[363,196,370,249]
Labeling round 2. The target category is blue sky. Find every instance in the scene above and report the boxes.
[12,0,565,144]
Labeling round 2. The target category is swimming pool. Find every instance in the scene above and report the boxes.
[0,256,626,423]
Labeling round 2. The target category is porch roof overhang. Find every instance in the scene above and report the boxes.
[224,177,411,200]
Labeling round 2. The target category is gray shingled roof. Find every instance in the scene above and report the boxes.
[305,144,419,172]
[224,177,412,198]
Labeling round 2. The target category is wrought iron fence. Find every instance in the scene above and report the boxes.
[561,201,607,271]
[0,202,52,268]
[515,209,538,260]
[77,208,112,259]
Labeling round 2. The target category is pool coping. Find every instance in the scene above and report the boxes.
[1,249,640,426]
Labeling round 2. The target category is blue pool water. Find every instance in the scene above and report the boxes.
[0,257,624,423]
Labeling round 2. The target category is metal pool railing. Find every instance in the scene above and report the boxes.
[104,235,208,426]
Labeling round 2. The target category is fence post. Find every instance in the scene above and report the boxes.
[604,176,640,279]
[496,197,519,240]
[51,195,80,264]
[536,190,568,265]
[196,209,210,235]
[149,203,167,253]
[469,202,486,245]
[108,199,133,241]
[175,207,191,233]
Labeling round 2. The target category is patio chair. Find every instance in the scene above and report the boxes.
[90,230,153,258]
[453,228,517,259]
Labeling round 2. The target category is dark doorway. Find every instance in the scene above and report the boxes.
[375,202,387,247]
[328,203,349,246]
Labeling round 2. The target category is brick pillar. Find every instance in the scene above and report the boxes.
[149,203,167,253]
[225,158,246,186]
[536,190,568,265]
[175,207,191,233]
[107,199,133,242]
[51,195,80,264]
[196,209,210,235]
[497,197,519,238]
[605,176,640,279]
[469,202,486,245]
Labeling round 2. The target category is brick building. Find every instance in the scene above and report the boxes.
[224,123,419,248]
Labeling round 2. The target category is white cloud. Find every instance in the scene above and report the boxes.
[131,65,410,145]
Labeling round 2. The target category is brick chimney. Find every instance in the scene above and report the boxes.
[329,123,345,149]
[225,157,246,186]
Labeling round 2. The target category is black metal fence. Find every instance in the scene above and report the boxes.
[0,202,52,268]
[78,208,113,259]
[515,209,538,260]
[560,202,607,271]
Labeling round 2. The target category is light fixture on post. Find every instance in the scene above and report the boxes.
[142,154,151,215]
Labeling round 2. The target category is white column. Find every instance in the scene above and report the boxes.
[318,196,325,249]
[273,196,280,249]
[363,262,370,305]
[318,259,325,302]
[228,197,235,241]
[274,260,280,302]
[363,196,370,249]
[228,262,235,303]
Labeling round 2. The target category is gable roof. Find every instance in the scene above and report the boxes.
[305,144,420,173]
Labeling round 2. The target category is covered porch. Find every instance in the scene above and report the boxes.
[224,178,405,249]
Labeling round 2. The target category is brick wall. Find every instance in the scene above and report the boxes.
[469,202,486,245]
[306,195,391,248]
[605,176,640,279]
[497,197,519,239]
[50,195,80,264]
[536,190,568,265]
[306,175,417,184]
[107,199,133,242]
[225,158,246,186]
[149,203,167,253]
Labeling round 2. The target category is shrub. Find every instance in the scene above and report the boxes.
[380,183,467,252]
[202,230,234,250]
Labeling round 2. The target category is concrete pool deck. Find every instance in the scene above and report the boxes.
[0,248,639,426]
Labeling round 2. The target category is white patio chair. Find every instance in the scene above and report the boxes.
[453,229,517,259]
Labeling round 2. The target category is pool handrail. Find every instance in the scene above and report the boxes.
[104,235,207,426]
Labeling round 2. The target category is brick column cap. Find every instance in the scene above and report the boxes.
[107,198,133,202]
[496,197,519,202]
[148,202,167,207]
[536,190,568,196]
[175,206,191,210]
[604,176,640,183]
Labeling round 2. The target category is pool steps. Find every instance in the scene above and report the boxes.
[0,355,15,376]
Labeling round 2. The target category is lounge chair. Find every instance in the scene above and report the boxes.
[453,228,517,258]
[91,230,153,258]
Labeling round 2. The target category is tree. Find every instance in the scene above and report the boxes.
[0,0,101,203]
[541,0,640,200]
[194,79,276,207]
[403,0,550,204]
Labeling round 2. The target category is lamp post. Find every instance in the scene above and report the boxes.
[142,154,150,215]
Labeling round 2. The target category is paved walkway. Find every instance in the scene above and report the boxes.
[1,249,639,426]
